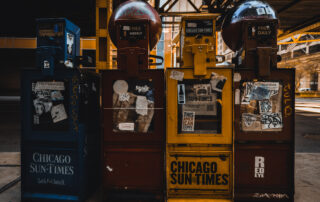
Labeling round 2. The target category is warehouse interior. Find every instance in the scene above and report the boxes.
[0,0,320,201]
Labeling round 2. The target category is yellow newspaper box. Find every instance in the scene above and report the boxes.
[166,68,233,145]
[180,14,218,71]
[166,14,233,202]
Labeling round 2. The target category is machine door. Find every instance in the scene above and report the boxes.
[102,69,164,144]
[234,69,295,142]
[166,68,233,145]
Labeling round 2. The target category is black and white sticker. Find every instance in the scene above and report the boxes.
[259,100,272,113]
[261,113,282,129]
[51,104,68,123]
[178,84,186,104]
[210,72,227,92]
[118,93,130,102]
[66,32,74,55]
[43,60,50,69]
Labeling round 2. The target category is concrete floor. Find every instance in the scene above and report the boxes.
[0,152,319,202]
[1,98,320,201]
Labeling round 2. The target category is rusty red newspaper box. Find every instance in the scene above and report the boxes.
[235,144,294,201]
[222,2,296,201]
[234,69,295,142]
[101,2,164,201]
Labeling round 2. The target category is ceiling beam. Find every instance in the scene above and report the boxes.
[155,0,160,10]
[164,0,179,13]
[278,21,320,41]
[187,0,200,12]
[277,0,300,14]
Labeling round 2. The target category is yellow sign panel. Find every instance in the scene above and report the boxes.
[167,150,232,197]
[166,68,233,145]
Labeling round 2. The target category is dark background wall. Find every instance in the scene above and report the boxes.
[0,0,95,95]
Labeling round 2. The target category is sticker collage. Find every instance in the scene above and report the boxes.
[240,82,283,131]
[32,81,68,130]
[112,80,155,133]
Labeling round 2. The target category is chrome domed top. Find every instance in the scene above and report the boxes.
[222,0,278,51]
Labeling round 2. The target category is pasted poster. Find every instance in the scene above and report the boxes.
[240,81,283,131]
[112,80,154,133]
[178,77,224,134]
[32,81,69,131]
[182,83,217,116]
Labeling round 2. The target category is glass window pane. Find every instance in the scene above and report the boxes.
[177,79,222,134]
[32,80,69,131]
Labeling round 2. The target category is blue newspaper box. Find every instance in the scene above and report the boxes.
[36,18,80,75]
[21,69,100,201]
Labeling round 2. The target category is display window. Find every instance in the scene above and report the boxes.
[31,80,69,131]
[177,79,222,134]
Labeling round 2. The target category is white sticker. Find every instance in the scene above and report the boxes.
[106,165,113,172]
[66,33,74,55]
[113,80,129,94]
[51,104,68,123]
[136,85,149,93]
[44,60,50,69]
[35,82,65,91]
[136,96,148,116]
[256,8,266,15]
[234,73,241,82]
[254,156,265,178]
[266,7,273,15]
[64,60,73,68]
[181,111,195,132]
[119,93,130,102]
[177,84,185,104]
[123,26,130,31]
[235,89,240,105]
[170,70,184,81]
[187,22,197,28]
[118,123,134,131]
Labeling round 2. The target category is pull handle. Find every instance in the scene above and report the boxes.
[149,54,163,66]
